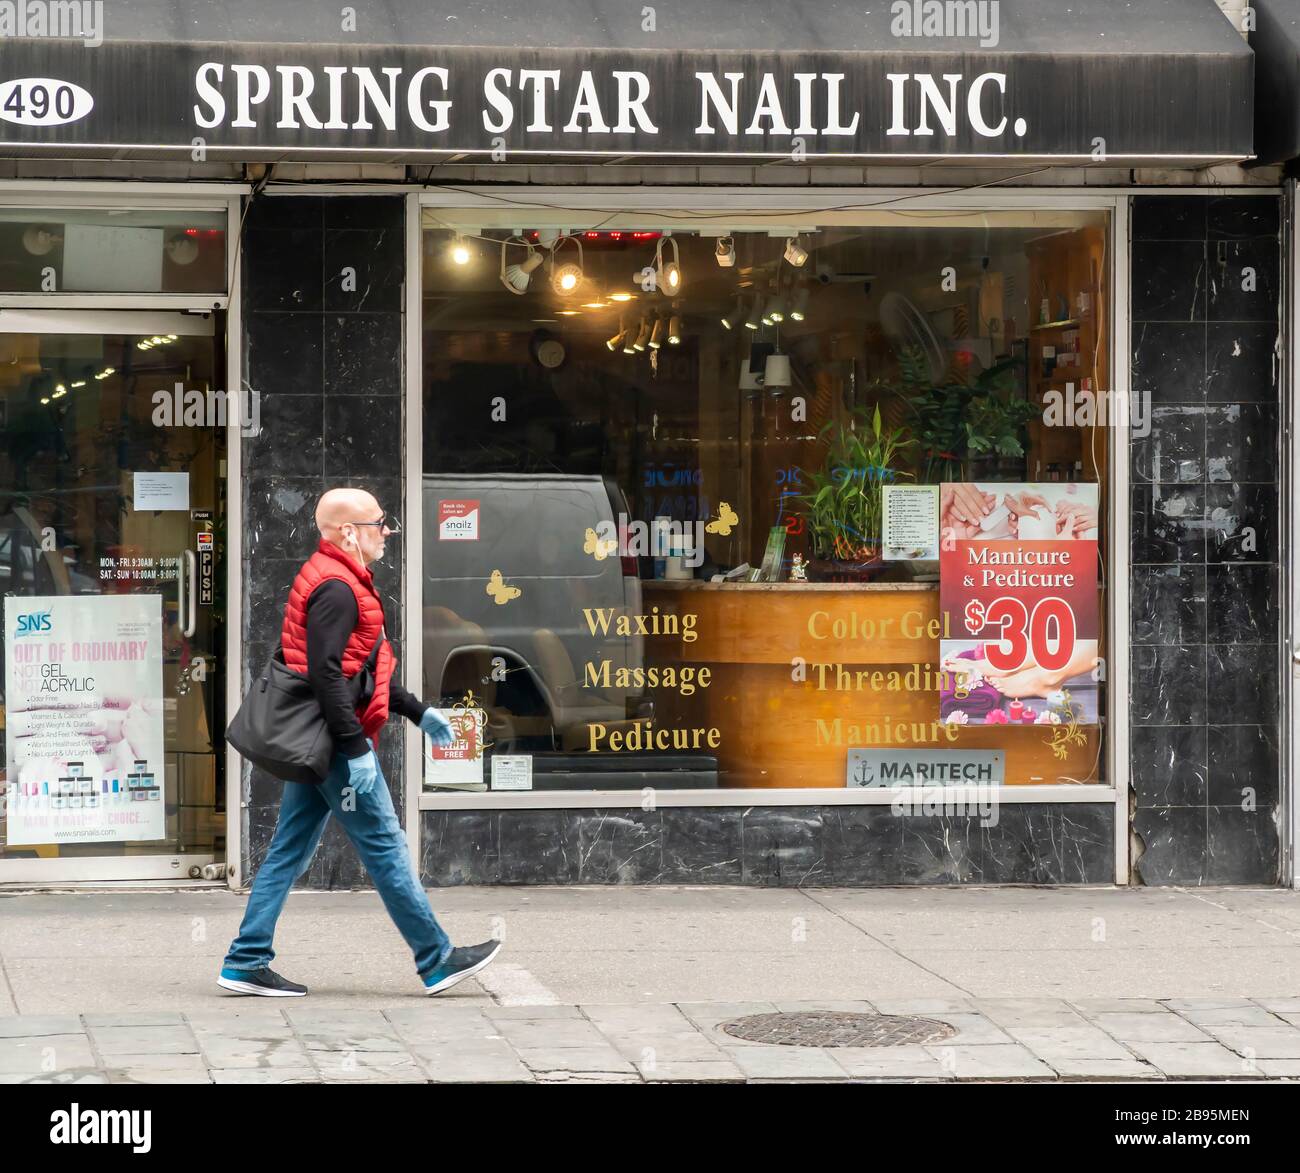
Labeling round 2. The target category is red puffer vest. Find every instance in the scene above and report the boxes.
[281,540,395,743]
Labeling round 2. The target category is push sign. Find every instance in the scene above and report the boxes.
[194,511,214,605]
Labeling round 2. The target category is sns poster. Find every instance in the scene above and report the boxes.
[4,595,166,846]
[938,483,1100,727]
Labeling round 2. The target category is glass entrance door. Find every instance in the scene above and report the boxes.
[0,310,226,881]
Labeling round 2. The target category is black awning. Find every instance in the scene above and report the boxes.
[0,0,1254,164]
[1252,0,1300,163]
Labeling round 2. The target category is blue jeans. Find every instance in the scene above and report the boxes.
[223,751,453,981]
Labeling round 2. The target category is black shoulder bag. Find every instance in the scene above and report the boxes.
[226,633,384,783]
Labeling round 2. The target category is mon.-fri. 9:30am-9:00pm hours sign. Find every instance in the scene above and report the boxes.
[938,483,1100,728]
[4,595,166,846]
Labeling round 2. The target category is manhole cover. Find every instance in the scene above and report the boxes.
[719,1011,957,1048]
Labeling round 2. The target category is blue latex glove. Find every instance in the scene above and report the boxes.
[346,749,379,797]
[420,707,455,747]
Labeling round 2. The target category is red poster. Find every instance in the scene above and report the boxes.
[938,482,1100,727]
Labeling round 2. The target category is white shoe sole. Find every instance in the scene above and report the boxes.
[424,942,503,996]
[217,975,307,997]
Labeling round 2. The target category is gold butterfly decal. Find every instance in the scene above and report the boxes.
[705,501,739,536]
[486,569,522,605]
[583,526,618,561]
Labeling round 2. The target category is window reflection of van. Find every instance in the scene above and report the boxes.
[423,474,647,752]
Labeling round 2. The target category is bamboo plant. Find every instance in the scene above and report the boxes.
[799,404,915,562]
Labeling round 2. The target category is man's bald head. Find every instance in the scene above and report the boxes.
[316,487,380,538]
[315,487,390,566]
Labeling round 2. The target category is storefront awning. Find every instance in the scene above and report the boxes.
[1251,0,1300,164]
[0,0,1253,164]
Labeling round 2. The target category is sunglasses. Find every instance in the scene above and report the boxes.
[352,513,402,534]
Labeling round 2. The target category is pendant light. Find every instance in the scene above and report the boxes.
[649,316,665,349]
[655,236,683,294]
[667,313,682,345]
[500,236,544,295]
[550,234,585,295]
[633,316,652,351]
[783,236,809,267]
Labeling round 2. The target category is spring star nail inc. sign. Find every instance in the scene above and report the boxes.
[4,594,166,846]
[0,38,1250,160]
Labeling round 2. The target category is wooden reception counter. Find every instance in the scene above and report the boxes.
[640,580,1100,789]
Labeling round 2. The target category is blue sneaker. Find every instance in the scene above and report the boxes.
[422,940,503,996]
[217,966,308,997]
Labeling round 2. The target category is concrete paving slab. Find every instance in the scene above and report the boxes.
[1073,999,1170,1014]
[638,1060,744,1082]
[1255,1060,1300,1078]
[1125,1041,1265,1079]
[514,1046,638,1075]
[490,1018,612,1049]
[83,1012,184,1027]
[86,1025,199,1055]
[1089,1012,1214,1044]
[0,1015,83,1038]
[924,1043,1056,1080]
[580,1003,699,1033]
[106,1068,211,1084]
[0,1035,95,1073]
[726,1045,845,1080]
[0,1071,108,1084]
[903,1012,1013,1046]
[1202,1027,1300,1059]
[602,1032,733,1064]
[195,1038,313,1068]
[970,999,1088,1028]
[828,1044,955,1080]
[1170,1006,1289,1028]
[1005,1025,1137,1061]
[869,998,975,1015]
[209,1068,320,1084]
[1047,1059,1162,1080]
[1256,998,1300,1013]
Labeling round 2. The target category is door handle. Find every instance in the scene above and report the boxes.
[182,549,197,637]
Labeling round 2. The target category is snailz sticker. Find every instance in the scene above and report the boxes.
[438,499,479,541]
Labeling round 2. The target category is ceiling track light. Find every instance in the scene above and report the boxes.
[763,293,785,324]
[667,313,682,346]
[714,235,736,267]
[649,316,665,349]
[633,316,652,351]
[743,297,762,331]
[550,234,585,295]
[789,284,812,322]
[655,235,683,295]
[606,314,629,351]
[500,235,544,295]
[720,297,745,331]
[783,236,809,267]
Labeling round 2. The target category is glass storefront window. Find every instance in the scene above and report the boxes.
[0,208,227,294]
[422,211,1110,793]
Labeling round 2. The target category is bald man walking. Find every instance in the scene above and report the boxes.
[220,487,502,997]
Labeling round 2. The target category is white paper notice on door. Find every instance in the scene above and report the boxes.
[133,471,189,511]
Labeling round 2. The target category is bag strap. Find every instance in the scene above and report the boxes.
[362,628,384,671]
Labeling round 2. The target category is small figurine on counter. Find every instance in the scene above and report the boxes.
[789,553,808,582]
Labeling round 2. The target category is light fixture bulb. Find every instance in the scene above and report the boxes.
[744,300,761,330]
[764,295,785,323]
[633,317,651,351]
[714,236,736,267]
[553,263,582,294]
[606,328,626,351]
[667,314,682,345]
[609,292,634,302]
[654,237,683,295]
[450,235,471,265]
[500,239,544,295]
[783,237,809,267]
[789,285,811,322]
[649,317,664,349]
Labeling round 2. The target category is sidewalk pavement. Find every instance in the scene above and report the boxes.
[2,885,1300,1082]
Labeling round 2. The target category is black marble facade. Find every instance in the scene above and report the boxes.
[420,804,1115,885]
[1130,195,1282,885]
[238,195,407,890]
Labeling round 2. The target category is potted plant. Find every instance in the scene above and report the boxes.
[799,404,915,582]
[898,347,1034,482]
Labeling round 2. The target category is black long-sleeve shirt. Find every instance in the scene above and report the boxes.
[305,579,426,759]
